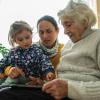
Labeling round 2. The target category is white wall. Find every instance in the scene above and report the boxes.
[0,0,70,49]
[0,0,97,49]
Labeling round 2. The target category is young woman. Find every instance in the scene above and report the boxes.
[27,15,64,84]
[36,15,64,69]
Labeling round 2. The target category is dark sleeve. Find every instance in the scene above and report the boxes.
[0,50,14,73]
[35,47,55,76]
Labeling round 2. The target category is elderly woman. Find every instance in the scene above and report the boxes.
[43,0,100,100]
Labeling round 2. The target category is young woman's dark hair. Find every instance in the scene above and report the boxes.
[37,15,58,30]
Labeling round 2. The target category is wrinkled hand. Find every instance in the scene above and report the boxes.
[46,72,56,81]
[42,79,68,100]
[26,76,44,86]
[7,67,24,78]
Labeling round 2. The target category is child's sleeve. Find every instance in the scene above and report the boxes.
[0,50,13,74]
[37,48,55,76]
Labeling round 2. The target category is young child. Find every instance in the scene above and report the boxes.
[0,20,55,85]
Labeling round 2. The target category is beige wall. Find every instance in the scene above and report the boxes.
[97,0,100,28]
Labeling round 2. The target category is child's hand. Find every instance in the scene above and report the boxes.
[7,67,24,78]
[46,72,56,81]
[26,76,44,86]
[0,73,5,79]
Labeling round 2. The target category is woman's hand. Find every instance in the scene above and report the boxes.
[7,67,24,78]
[42,79,68,100]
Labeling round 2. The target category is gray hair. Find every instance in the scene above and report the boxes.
[8,20,33,47]
[57,0,97,28]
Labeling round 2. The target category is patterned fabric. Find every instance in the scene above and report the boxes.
[0,44,54,77]
[37,40,59,57]
[35,41,64,69]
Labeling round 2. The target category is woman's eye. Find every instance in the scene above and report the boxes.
[66,24,72,27]
[39,30,44,34]
[63,21,74,28]
[46,29,52,33]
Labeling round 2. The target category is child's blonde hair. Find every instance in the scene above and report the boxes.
[8,20,33,47]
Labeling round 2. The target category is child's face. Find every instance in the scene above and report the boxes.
[15,30,32,49]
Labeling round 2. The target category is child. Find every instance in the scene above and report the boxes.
[0,20,55,85]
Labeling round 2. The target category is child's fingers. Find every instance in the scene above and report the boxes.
[15,67,24,75]
[46,73,56,81]
[8,67,22,78]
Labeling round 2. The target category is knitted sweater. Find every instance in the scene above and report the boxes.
[58,28,100,100]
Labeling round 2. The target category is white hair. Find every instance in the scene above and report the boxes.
[57,0,97,28]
